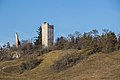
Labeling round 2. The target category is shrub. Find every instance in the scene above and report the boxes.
[2,57,42,74]
[2,65,24,74]
[0,51,13,61]
[20,57,42,70]
[51,50,85,71]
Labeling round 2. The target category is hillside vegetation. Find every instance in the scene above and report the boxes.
[0,49,120,80]
[0,29,120,80]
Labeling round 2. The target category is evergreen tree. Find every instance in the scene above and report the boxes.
[116,33,120,50]
[101,30,117,53]
[81,32,92,49]
[118,34,120,50]
[6,42,10,48]
[55,36,68,50]
[34,26,42,45]
[90,29,101,52]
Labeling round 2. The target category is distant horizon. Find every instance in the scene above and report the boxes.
[0,0,120,46]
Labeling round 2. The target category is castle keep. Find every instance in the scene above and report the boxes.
[42,22,54,47]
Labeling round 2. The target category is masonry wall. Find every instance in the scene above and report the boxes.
[42,22,54,47]
[42,22,48,47]
[48,25,54,46]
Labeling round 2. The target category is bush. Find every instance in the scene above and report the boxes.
[0,51,13,61]
[2,65,24,74]
[2,57,42,74]
[51,50,85,71]
[20,57,42,70]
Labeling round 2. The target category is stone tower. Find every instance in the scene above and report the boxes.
[42,22,54,47]
[15,32,20,48]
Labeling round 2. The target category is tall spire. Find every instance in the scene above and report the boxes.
[15,32,20,48]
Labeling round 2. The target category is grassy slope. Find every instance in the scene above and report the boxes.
[0,50,120,80]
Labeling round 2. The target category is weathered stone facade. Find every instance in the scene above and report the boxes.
[15,32,20,48]
[42,22,54,47]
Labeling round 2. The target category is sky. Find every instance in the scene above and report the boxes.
[0,0,120,45]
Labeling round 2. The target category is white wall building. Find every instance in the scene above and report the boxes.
[42,22,54,47]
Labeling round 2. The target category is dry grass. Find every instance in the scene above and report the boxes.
[0,50,120,80]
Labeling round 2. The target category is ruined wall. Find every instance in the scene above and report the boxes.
[42,22,54,47]
[48,25,54,46]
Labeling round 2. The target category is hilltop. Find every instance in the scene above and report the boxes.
[0,49,120,80]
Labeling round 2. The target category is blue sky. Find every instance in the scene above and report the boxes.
[0,0,120,45]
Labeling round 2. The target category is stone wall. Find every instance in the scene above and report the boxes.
[42,22,54,47]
